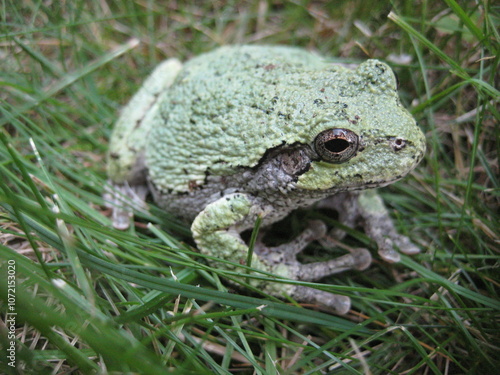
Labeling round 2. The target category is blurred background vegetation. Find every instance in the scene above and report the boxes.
[1,0,498,374]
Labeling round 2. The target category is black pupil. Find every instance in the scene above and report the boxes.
[325,139,349,153]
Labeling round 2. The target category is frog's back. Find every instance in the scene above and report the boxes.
[147,45,330,193]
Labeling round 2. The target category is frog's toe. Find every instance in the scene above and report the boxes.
[377,239,401,263]
[351,248,372,270]
[293,286,351,315]
[378,235,420,263]
[394,235,421,255]
[105,182,149,230]
[111,206,134,230]
[306,219,328,239]
[257,220,327,260]
[296,247,372,281]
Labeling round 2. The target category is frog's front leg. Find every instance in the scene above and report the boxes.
[357,190,420,262]
[191,193,369,315]
[320,190,420,263]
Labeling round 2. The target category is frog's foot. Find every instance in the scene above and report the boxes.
[318,190,420,264]
[255,220,371,274]
[104,182,148,230]
[254,221,370,314]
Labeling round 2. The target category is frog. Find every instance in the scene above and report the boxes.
[107,45,426,315]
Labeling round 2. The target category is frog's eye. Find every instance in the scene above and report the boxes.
[314,128,359,164]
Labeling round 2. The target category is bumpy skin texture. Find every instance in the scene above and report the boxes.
[107,45,426,314]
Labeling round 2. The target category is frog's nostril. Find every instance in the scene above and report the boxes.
[390,137,407,152]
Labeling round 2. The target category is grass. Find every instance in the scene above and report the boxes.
[1,0,499,374]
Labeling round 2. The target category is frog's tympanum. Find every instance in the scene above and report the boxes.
[107,45,426,314]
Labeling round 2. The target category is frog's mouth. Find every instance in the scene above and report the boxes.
[343,172,411,191]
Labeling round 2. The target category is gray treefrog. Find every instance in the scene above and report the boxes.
[107,45,426,314]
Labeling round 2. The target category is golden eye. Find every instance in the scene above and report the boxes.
[314,128,359,164]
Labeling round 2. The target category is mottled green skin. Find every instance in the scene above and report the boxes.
[108,58,183,184]
[107,45,426,314]
[146,45,425,193]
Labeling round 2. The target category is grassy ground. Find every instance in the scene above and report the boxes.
[1,0,499,374]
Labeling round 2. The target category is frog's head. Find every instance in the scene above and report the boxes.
[293,60,426,192]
